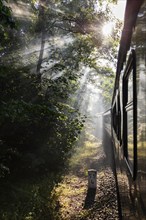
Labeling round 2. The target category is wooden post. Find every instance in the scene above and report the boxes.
[88,169,97,189]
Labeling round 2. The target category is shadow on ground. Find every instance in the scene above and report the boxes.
[54,118,119,220]
[84,188,96,209]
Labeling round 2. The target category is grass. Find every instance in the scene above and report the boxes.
[52,126,102,220]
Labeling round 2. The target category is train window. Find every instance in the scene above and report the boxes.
[112,92,121,141]
[123,49,137,179]
[126,100,134,168]
[112,99,117,134]
[128,73,133,102]
[117,93,121,142]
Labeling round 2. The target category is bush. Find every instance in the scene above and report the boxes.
[0,65,84,178]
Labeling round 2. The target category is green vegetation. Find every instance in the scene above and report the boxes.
[0,65,84,177]
[0,0,120,219]
[53,130,101,220]
[0,64,84,219]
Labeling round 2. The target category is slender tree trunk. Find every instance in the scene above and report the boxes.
[36,1,47,80]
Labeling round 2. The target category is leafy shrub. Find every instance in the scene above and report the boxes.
[0,66,84,178]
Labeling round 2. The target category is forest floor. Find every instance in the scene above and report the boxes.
[1,3,119,219]
[52,73,120,220]
[53,115,119,220]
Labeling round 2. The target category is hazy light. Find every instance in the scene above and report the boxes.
[109,1,126,20]
[34,2,40,10]
[102,22,113,37]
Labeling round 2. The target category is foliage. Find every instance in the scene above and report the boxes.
[0,0,15,46]
[31,0,121,72]
[0,0,15,27]
[0,64,84,218]
[0,173,63,220]
[0,65,84,179]
[100,74,115,107]
[0,0,121,218]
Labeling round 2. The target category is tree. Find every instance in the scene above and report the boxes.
[0,0,15,46]
[32,0,120,82]
[0,1,121,218]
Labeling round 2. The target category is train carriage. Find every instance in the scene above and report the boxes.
[111,0,146,219]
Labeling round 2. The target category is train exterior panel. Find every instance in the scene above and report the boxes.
[111,1,146,219]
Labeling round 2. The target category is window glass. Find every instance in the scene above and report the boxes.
[123,50,137,179]
[128,71,133,102]
[127,108,134,168]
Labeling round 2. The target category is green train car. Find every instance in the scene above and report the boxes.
[111,0,146,219]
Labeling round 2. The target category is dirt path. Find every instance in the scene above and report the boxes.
[53,73,119,220]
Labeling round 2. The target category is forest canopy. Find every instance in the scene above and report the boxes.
[0,0,121,219]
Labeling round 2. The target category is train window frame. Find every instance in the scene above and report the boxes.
[123,49,137,180]
[112,91,120,140]
[117,93,121,142]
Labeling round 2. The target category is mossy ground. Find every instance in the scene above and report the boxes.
[52,116,119,220]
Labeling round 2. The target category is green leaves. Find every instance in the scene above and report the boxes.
[0,64,84,181]
[99,74,115,107]
[0,0,15,27]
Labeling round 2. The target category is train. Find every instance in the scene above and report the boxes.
[103,0,146,219]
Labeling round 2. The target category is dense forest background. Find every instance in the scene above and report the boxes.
[0,0,121,219]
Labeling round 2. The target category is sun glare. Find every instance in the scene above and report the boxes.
[102,22,113,37]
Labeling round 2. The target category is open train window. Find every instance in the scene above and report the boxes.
[123,49,137,180]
